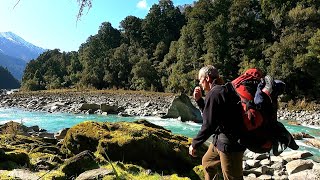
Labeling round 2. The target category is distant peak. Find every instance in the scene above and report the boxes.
[0,31,46,62]
[0,31,15,37]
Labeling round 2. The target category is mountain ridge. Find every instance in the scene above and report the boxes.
[0,31,46,62]
[0,32,47,81]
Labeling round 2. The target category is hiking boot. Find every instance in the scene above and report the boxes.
[262,75,274,96]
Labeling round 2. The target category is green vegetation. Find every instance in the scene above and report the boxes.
[0,120,208,179]
[0,66,20,89]
[61,120,206,175]
[21,0,320,102]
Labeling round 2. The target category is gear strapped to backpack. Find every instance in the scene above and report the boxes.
[219,68,299,156]
[222,68,293,154]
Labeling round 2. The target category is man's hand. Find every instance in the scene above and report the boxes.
[189,145,197,157]
[193,86,202,101]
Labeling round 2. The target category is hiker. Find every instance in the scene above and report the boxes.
[189,65,245,180]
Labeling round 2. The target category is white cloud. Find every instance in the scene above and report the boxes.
[137,0,148,10]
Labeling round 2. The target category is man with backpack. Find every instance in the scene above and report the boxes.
[189,65,246,180]
[189,66,299,180]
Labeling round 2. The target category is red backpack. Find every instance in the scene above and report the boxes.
[230,68,274,153]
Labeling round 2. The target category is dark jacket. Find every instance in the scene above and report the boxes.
[191,84,246,152]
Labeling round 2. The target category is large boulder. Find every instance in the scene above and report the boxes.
[61,120,207,174]
[100,103,118,114]
[79,103,100,111]
[163,93,202,123]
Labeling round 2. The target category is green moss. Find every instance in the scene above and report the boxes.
[62,120,206,176]
[100,163,192,180]
[30,145,61,154]
[0,134,56,153]
[28,152,56,164]
[0,171,15,180]
[190,165,205,180]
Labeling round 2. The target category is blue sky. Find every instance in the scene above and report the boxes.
[0,0,195,52]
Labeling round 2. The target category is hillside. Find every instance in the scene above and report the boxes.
[0,66,20,89]
[0,51,26,81]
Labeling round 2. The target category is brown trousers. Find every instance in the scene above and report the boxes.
[202,143,244,180]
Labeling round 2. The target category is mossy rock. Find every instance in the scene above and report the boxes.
[61,150,99,177]
[0,134,57,153]
[61,120,207,175]
[30,145,61,155]
[8,151,29,165]
[0,150,30,169]
[0,121,29,136]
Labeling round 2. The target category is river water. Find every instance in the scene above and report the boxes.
[0,107,319,161]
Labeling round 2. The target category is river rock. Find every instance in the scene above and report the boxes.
[285,159,314,175]
[292,132,314,140]
[163,93,202,123]
[100,103,118,113]
[246,160,261,168]
[280,150,313,161]
[273,174,288,180]
[7,169,40,180]
[79,103,100,111]
[288,169,320,180]
[244,151,269,160]
[54,128,70,140]
[304,138,320,149]
[75,168,114,180]
[257,174,272,180]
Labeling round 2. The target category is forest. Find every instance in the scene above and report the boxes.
[0,66,20,89]
[21,0,320,101]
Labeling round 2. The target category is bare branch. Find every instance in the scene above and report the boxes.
[13,0,92,21]
[77,0,92,22]
[13,0,21,9]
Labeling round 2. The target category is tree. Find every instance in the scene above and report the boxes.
[105,44,131,89]
[0,66,20,89]
[142,0,185,54]
[131,57,159,91]
[120,16,143,46]
[78,22,121,89]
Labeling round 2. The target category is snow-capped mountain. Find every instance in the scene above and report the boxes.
[0,32,46,62]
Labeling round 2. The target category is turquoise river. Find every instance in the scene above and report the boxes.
[0,107,319,162]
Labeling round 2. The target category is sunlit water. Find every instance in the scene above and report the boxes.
[0,107,319,161]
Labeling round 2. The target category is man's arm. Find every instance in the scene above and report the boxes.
[191,90,218,149]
